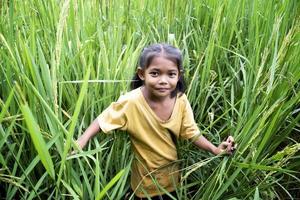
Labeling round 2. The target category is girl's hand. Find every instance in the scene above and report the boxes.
[75,138,86,150]
[70,119,101,155]
[193,135,236,156]
[68,140,82,156]
[217,136,236,155]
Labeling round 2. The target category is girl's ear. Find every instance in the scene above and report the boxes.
[178,69,183,81]
[137,67,145,80]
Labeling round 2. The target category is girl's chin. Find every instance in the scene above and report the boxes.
[153,90,172,97]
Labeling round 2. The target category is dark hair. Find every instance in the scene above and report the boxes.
[131,43,186,97]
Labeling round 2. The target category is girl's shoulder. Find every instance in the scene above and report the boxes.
[177,92,188,102]
[176,92,193,109]
[116,87,142,104]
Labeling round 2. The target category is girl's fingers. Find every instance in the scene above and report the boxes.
[226,142,233,152]
[226,136,235,144]
[226,136,236,152]
[228,142,237,154]
[221,141,235,154]
[219,137,237,155]
[221,141,231,150]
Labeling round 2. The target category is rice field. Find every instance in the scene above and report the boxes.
[0,0,299,199]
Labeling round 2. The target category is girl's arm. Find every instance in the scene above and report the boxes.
[193,135,235,155]
[76,119,101,149]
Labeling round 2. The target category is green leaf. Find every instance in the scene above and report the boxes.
[61,180,80,200]
[95,169,125,200]
[20,105,55,179]
[0,87,15,124]
[254,187,260,200]
[234,162,297,174]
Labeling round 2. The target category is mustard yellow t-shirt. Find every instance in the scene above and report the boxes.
[97,87,200,198]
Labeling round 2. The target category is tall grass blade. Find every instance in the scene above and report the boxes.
[95,169,125,200]
[0,87,15,124]
[254,187,260,200]
[56,67,90,192]
[61,180,80,200]
[20,105,55,180]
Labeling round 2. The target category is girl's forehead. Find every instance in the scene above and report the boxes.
[149,56,178,68]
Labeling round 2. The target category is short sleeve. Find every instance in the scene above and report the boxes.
[179,96,201,140]
[97,97,128,133]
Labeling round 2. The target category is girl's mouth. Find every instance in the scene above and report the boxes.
[156,88,169,92]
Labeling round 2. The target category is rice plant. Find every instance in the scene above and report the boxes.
[0,0,299,199]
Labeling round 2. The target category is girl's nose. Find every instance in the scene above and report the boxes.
[158,75,168,84]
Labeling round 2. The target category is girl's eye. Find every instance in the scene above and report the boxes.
[169,72,177,77]
[150,72,159,77]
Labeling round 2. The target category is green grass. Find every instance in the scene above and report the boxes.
[0,0,299,199]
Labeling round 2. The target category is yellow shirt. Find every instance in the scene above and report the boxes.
[97,87,200,197]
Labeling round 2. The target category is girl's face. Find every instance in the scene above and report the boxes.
[138,56,180,99]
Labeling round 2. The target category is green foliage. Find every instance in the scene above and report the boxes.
[0,0,299,199]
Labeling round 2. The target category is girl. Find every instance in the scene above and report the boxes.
[75,43,235,199]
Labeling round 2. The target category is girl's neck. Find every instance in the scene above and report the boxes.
[141,86,177,121]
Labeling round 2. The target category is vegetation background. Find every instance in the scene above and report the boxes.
[0,0,299,199]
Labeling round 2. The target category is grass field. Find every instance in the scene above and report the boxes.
[0,0,299,199]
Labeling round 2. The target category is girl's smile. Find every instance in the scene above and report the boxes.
[138,56,180,100]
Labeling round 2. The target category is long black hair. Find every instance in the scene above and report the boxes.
[131,43,186,97]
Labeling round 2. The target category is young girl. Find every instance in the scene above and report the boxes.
[75,43,235,199]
